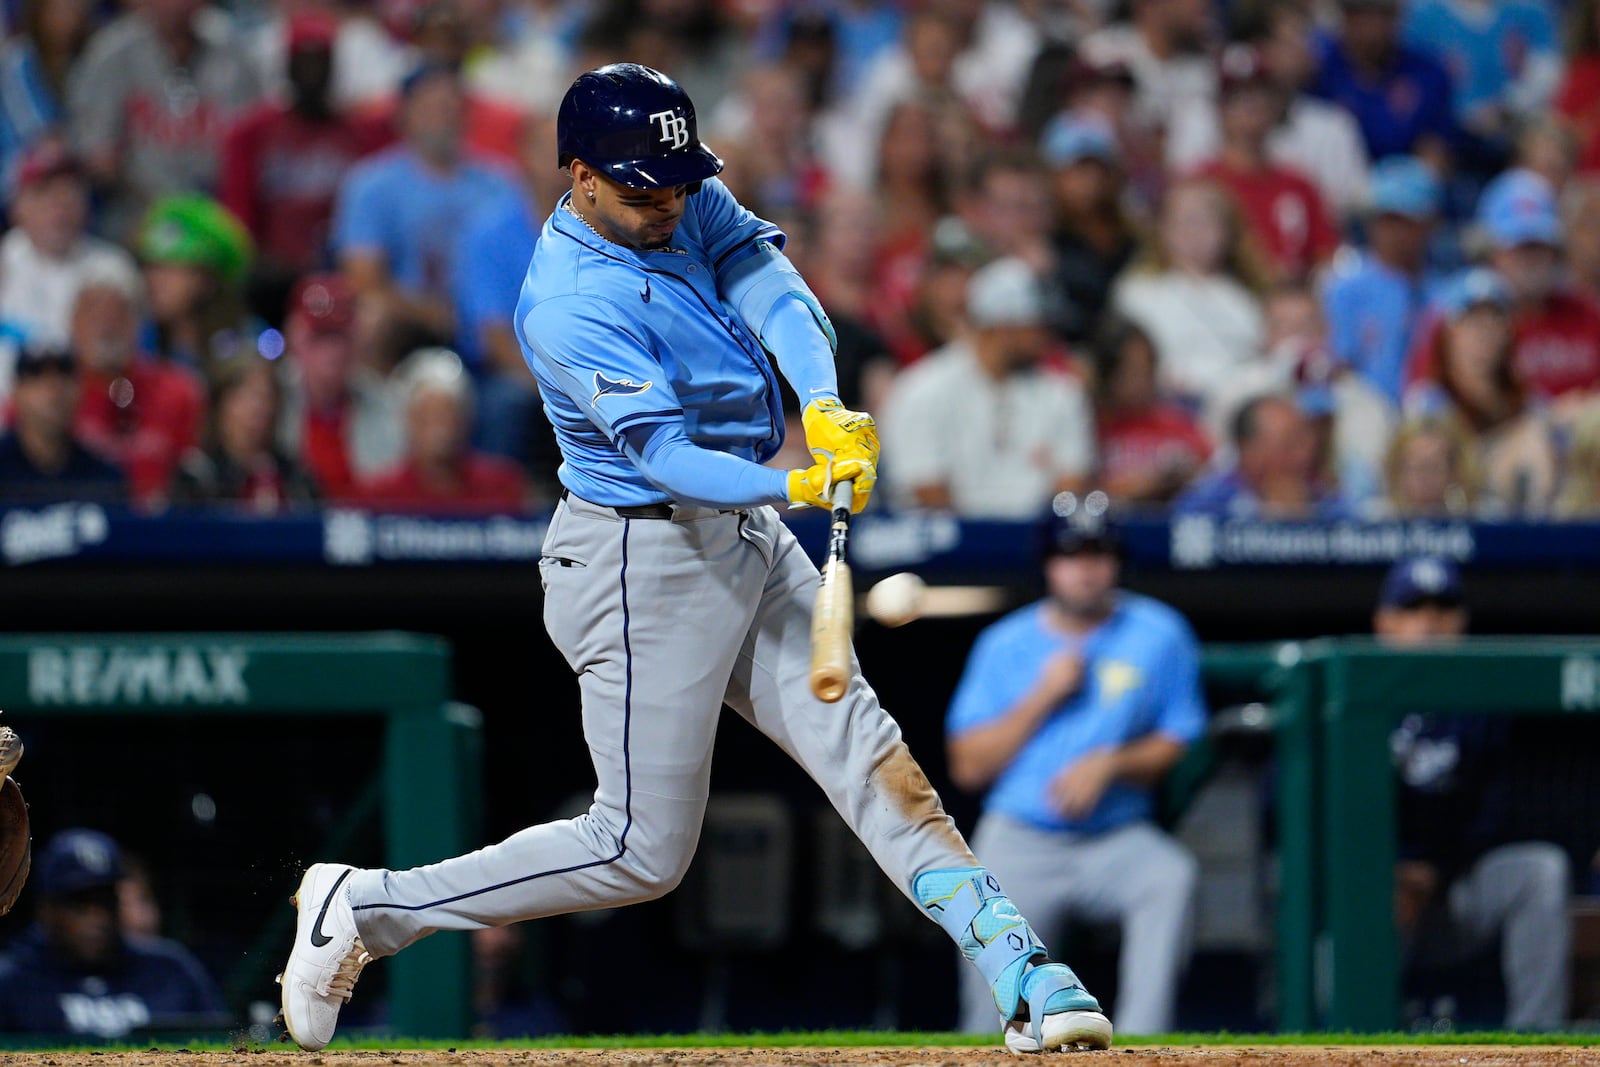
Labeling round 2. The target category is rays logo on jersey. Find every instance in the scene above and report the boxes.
[592,371,654,403]
[649,109,689,149]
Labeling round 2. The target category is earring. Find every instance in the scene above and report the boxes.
[586,190,595,200]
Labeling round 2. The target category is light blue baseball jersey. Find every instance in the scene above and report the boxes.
[1402,0,1556,122]
[514,179,792,507]
[947,594,1207,835]
[1323,251,1443,407]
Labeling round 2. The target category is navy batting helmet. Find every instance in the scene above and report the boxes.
[556,64,724,190]
[1042,490,1119,558]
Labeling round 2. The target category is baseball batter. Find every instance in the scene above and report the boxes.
[278,64,1112,1054]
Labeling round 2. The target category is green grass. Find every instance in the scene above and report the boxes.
[6,1030,1600,1053]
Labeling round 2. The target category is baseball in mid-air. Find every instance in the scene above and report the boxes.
[866,572,926,627]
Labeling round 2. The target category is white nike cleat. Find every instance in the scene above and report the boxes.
[277,863,372,1050]
[1003,1009,1115,1054]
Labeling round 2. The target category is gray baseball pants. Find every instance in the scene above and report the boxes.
[347,495,978,958]
[957,814,1197,1036]
[1409,841,1571,1030]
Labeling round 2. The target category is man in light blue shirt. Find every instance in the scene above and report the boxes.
[1402,0,1559,136]
[332,62,520,362]
[947,496,1204,1035]
[1323,155,1444,406]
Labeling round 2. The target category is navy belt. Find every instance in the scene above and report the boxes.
[561,488,675,520]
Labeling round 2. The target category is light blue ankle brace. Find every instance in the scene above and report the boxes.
[913,867,1101,1039]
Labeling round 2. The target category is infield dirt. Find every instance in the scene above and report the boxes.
[7,1047,1600,1067]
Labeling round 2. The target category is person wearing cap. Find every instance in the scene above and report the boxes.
[1194,44,1339,283]
[0,344,125,505]
[137,194,257,380]
[1207,281,1392,512]
[1402,268,1558,514]
[1174,392,1349,518]
[67,258,205,509]
[1311,0,1457,166]
[275,273,404,500]
[0,828,226,1037]
[65,0,263,240]
[220,10,392,320]
[172,352,318,511]
[353,347,528,512]
[881,257,1093,519]
[1322,156,1445,407]
[331,61,521,369]
[1374,558,1571,1031]
[1167,0,1371,219]
[946,495,1204,1035]
[1040,116,1137,344]
[1466,171,1600,403]
[0,138,138,351]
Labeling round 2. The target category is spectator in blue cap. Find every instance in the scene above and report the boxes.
[1423,169,1600,405]
[0,829,226,1038]
[1041,116,1136,343]
[1375,558,1572,1031]
[1404,269,1558,515]
[1323,156,1445,406]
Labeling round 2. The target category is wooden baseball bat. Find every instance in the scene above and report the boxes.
[809,479,855,703]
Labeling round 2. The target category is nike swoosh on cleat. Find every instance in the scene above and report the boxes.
[309,869,353,948]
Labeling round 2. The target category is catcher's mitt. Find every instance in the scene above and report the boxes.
[0,726,29,916]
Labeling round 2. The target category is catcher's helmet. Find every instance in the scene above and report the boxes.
[556,63,724,190]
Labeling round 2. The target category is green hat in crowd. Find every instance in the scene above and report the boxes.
[138,194,254,286]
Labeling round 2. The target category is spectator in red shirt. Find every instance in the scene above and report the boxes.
[1195,45,1339,283]
[1404,269,1560,515]
[356,347,528,512]
[275,273,403,500]
[1407,171,1600,409]
[1091,315,1211,507]
[1555,0,1600,174]
[172,352,317,512]
[220,11,390,324]
[68,259,204,509]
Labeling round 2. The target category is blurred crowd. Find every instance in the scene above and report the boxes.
[5,0,1600,518]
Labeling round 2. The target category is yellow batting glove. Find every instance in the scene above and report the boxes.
[802,398,880,469]
[786,455,877,513]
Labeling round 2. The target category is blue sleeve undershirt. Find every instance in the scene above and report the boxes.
[619,421,791,509]
[761,294,840,404]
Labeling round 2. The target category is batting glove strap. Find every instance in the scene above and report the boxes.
[802,399,880,468]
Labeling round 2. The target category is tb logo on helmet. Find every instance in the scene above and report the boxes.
[650,109,690,149]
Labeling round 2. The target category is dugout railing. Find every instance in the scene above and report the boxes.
[1210,637,1600,1032]
[0,632,480,1039]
